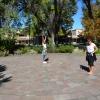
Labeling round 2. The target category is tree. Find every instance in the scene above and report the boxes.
[0,2,5,28]
[0,0,19,37]
[82,0,94,19]
[4,0,94,49]
[17,0,77,50]
[82,3,100,40]
[50,0,77,49]
[96,0,100,4]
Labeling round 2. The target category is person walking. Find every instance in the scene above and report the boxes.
[86,38,98,75]
[42,35,48,63]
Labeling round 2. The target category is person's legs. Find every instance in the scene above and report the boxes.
[42,50,47,63]
[87,55,95,75]
[88,66,93,74]
[43,55,46,61]
[42,50,45,61]
[91,66,95,73]
[88,62,94,75]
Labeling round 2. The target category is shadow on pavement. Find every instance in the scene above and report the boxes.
[0,64,12,85]
[80,65,90,72]
[0,64,7,72]
[45,57,49,61]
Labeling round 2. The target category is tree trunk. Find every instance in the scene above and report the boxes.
[51,32,55,52]
[29,26,31,46]
[50,0,57,51]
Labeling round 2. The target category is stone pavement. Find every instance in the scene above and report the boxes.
[0,53,100,100]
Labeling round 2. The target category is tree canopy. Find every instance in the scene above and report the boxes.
[82,2,100,39]
[0,0,99,46]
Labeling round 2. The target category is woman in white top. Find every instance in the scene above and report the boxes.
[86,38,98,75]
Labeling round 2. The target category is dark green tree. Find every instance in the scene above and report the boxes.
[18,0,77,50]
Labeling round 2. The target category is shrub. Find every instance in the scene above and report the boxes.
[56,45,74,53]
[0,43,75,56]
[32,45,42,53]
[96,49,100,54]
[0,51,5,56]
[0,38,16,55]
[47,44,74,53]
[15,45,42,55]
[19,47,29,54]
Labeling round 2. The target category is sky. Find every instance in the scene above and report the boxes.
[72,0,96,30]
[72,0,83,30]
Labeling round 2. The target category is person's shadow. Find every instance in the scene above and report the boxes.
[0,64,12,85]
[80,65,90,72]
[45,57,49,62]
[0,64,7,72]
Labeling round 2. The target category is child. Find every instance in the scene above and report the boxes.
[86,38,98,75]
[42,35,48,63]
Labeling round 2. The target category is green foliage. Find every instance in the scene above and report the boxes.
[0,3,5,17]
[19,47,29,54]
[0,0,77,51]
[32,45,42,53]
[82,4,100,39]
[96,48,100,54]
[0,43,75,56]
[55,45,74,53]
[0,35,16,56]
[0,28,17,56]
[0,50,5,56]
[48,44,75,53]
[23,0,77,39]
[15,45,42,55]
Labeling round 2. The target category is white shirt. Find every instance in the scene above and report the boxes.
[43,43,47,50]
[86,43,96,53]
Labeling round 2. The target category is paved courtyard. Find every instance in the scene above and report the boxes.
[0,53,100,100]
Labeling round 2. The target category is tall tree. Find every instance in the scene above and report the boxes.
[82,3,100,39]
[82,0,94,19]
[19,0,77,48]
[1,0,77,48]
[0,0,19,36]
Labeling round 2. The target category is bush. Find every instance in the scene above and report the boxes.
[96,49,100,54]
[0,38,16,55]
[19,47,29,54]
[0,43,75,56]
[0,49,9,57]
[14,45,42,55]
[47,44,74,53]
[0,51,5,56]
[32,45,42,53]
[56,45,74,53]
